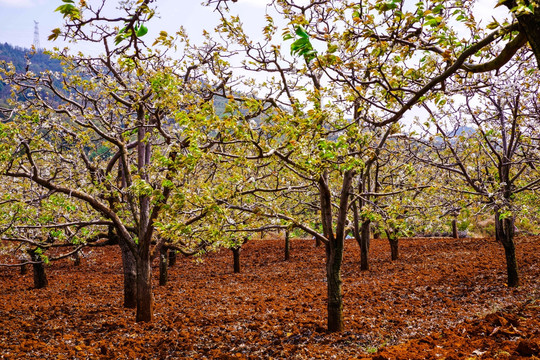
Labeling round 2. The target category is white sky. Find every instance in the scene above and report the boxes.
[0,0,268,51]
[0,0,510,51]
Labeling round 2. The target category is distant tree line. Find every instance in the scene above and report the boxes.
[0,43,63,106]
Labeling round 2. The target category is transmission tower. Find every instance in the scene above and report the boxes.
[33,21,41,50]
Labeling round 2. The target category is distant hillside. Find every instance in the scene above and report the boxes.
[0,43,63,73]
[0,43,251,119]
[0,43,63,106]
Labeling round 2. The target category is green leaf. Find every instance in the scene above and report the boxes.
[376,1,398,12]
[55,3,80,19]
[55,4,73,13]
[283,32,294,41]
[304,49,317,59]
[327,43,338,53]
[48,28,61,41]
[511,3,534,14]
[291,37,309,52]
[295,25,309,39]
[433,4,444,14]
[162,179,174,188]
[425,17,442,27]
[486,18,500,30]
[284,25,317,62]
[135,25,148,37]
[114,35,125,46]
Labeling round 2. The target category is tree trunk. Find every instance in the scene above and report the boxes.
[351,200,364,268]
[20,262,28,275]
[135,255,153,322]
[360,219,371,271]
[73,251,81,266]
[326,240,344,332]
[452,219,459,239]
[232,247,241,273]
[30,250,48,289]
[352,172,371,271]
[320,170,353,333]
[390,239,399,261]
[107,225,119,245]
[32,262,48,289]
[168,248,177,268]
[503,240,519,287]
[284,229,290,261]
[118,241,137,308]
[133,119,154,322]
[386,230,399,261]
[495,214,519,287]
[159,246,168,286]
[503,0,540,69]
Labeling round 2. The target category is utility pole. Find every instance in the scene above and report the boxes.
[33,21,41,50]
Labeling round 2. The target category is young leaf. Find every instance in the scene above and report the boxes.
[283,32,294,41]
[136,25,148,37]
[115,34,125,46]
[327,43,338,53]
[48,28,62,41]
[55,3,80,20]
[486,17,500,30]
[295,25,309,39]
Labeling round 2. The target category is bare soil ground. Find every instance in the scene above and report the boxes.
[0,236,539,359]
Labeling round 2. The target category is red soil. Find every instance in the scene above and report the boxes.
[0,236,538,359]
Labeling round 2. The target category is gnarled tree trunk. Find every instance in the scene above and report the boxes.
[373,225,381,239]
[503,0,540,69]
[326,240,343,332]
[118,240,137,308]
[232,247,241,274]
[168,248,177,268]
[360,219,371,271]
[353,166,374,271]
[73,251,81,266]
[135,254,153,322]
[320,170,353,332]
[20,261,28,275]
[29,250,48,289]
[495,213,519,287]
[385,229,399,261]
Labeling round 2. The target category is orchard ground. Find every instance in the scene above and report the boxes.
[0,236,539,359]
